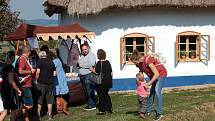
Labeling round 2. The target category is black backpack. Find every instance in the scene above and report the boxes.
[0,61,6,80]
[14,57,24,88]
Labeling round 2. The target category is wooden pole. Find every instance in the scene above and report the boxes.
[24,39,27,47]
[15,40,20,55]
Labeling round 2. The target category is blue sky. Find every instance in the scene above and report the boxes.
[10,0,58,20]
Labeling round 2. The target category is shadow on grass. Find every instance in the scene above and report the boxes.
[125,111,139,116]
[126,110,157,116]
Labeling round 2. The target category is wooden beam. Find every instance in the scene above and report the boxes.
[15,40,20,55]
[23,39,27,47]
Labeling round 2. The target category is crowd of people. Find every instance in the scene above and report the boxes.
[0,42,167,121]
[0,43,113,121]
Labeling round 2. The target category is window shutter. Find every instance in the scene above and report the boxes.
[147,36,155,54]
[120,37,126,64]
[200,35,210,61]
[176,36,179,62]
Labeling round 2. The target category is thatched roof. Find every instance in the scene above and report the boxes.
[43,0,215,16]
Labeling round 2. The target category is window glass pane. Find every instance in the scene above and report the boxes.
[136,37,145,45]
[188,44,197,58]
[126,46,133,53]
[125,38,133,45]
[136,46,144,53]
[189,36,197,43]
[189,44,196,51]
[179,36,186,43]
[179,44,186,50]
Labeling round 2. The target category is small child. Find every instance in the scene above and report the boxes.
[136,72,149,118]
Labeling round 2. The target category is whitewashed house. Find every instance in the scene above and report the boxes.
[44,0,215,90]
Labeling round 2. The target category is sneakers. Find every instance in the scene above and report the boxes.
[37,113,42,121]
[154,114,163,121]
[96,112,106,115]
[48,115,52,120]
[146,112,151,116]
[46,113,52,120]
[84,106,96,111]
[107,109,113,114]
[139,112,145,118]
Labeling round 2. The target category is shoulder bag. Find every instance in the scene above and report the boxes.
[88,61,103,85]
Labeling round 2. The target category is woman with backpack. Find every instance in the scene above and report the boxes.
[0,51,22,121]
[130,49,167,121]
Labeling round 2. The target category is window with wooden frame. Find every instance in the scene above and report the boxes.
[176,31,210,63]
[120,33,155,64]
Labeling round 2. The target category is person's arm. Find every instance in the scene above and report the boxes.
[19,68,32,75]
[52,62,56,76]
[143,82,150,96]
[147,63,159,86]
[77,58,82,68]
[35,60,41,80]
[35,68,40,80]
[8,72,21,96]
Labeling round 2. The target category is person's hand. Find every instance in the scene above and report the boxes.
[89,67,95,72]
[31,68,36,74]
[33,80,38,85]
[147,91,150,97]
[77,63,82,68]
[16,89,22,96]
[146,82,150,87]
[53,71,57,76]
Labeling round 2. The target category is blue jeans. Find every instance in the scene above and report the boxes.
[80,74,96,108]
[147,77,165,114]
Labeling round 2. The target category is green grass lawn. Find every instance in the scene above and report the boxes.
[47,87,215,121]
[5,87,213,121]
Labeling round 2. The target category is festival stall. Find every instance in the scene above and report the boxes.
[4,23,95,52]
[4,23,95,105]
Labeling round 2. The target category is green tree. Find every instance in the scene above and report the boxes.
[0,0,21,46]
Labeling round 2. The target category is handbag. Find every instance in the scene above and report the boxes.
[88,62,103,85]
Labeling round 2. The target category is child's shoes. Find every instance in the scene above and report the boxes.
[139,112,145,118]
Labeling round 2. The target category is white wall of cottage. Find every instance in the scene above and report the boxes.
[59,8,215,79]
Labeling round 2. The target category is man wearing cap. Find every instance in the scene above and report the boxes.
[36,51,56,120]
